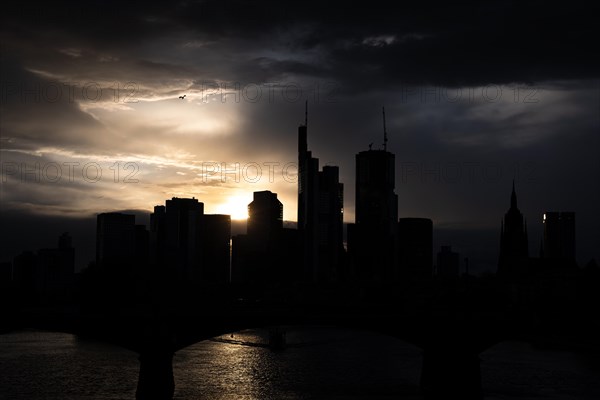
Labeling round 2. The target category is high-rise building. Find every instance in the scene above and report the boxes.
[436,245,460,278]
[151,197,232,284]
[317,166,344,281]
[151,197,204,282]
[150,205,166,266]
[297,104,344,282]
[12,233,76,304]
[542,211,575,262]
[350,108,398,281]
[134,224,149,271]
[497,181,529,279]
[248,190,283,249]
[36,232,75,301]
[96,212,136,268]
[232,191,298,285]
[39,232,75,277]
[231,233,250,284]
[202,214,231,283]
[355,149,398,232]
[398,218,433,280]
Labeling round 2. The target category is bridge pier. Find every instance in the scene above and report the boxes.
[136,349,175,400]
[420,347,483,400]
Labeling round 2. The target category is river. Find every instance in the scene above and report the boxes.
[0,329,598,399]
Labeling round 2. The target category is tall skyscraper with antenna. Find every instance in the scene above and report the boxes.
[297,102,344,282]
[382,106,388,151]
[350,107,399,281]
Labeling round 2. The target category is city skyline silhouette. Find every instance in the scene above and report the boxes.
[1,102,597,274]
[1,1,599,399]
[2,105,598,399]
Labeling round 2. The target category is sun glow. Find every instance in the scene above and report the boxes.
[215,194,251,220]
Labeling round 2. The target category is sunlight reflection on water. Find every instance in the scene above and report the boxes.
[1,329,598,399]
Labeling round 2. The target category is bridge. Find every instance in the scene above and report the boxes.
[3,281,521,400]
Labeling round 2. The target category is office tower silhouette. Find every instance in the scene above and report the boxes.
[151,197,204,282]
[11,232,76,305]
[497,181,529,280]
[150,205,166,268]
[95,213,145,302]
[398,218,433,280]
[297,106,318,280]
[349,108,398,281]
[542,211,576,262]
[232,191,297,285]
[34,233,75,303]
[297,104,344,282]
[151,197,231,284]
[248,190,283,247]
[317,165,344,282]
[247,190,283,282]
[202,214,231,283]
[96,212,136,268]
[134,224,150,272]
[231,234,248,285]
[436,245,460,278]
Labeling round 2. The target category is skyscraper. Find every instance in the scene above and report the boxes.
[317,165,344,282]
[247,190,283,281]
[398,218,433,280]
[151,197,204,282]
[96,212,149,296]
[151,197,232,285]
[542,211,576,262]
[436,246,460,278]
[36,232,75,302]
[201,214,231,283]
[150,205,166,267]
[497,181,529,280]
[96,212,136,268]
[355,149,398,232]
[297,104,344,282]
[248,190,283,249]
[350,108,398,281]
[232,191,296,285]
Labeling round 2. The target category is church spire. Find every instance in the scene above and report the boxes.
[511,179,518,209]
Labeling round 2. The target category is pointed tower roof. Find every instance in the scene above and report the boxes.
[511,179,518,210]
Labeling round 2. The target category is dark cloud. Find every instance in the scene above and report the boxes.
[2,1,598,88]
[0,59,106,152]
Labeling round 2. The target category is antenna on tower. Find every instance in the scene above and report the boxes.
[304,100,308,127]
[382,106,388,151]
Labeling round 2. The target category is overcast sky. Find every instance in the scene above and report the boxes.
[1,1,598,271]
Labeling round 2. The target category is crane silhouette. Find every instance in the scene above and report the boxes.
[179,94,186,99]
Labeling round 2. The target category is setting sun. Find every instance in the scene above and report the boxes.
[214,194,251,220]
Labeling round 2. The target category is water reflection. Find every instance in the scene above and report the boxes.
[1,329,599,399]
[173,328,423,399]
[0,330,138,399]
